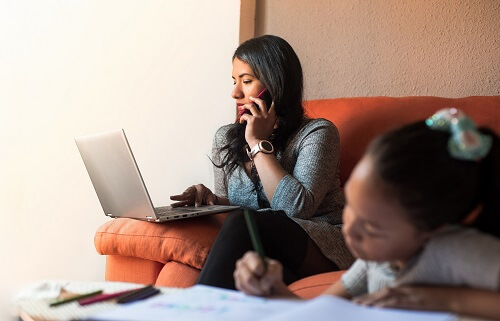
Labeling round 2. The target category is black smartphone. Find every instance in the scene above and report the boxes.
[258,88,273,111]
[238,88,273,118]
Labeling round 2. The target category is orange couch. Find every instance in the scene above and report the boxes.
[94,96,500,297]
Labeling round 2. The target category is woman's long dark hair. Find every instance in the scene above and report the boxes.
[367,121,500,237]
[215,35,305,203]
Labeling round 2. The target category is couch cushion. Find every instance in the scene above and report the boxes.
[105,255,163,285]
[95,214,228,269]
[305,96,500,186]
[288,271,345,299]
[155,261,201,288]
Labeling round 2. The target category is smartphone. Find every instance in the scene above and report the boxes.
[239,88,273,117]
[257,88,273,111]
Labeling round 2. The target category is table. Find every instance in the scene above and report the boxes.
[13,280,180,321]
[13,281,493,321]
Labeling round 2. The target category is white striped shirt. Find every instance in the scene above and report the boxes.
[342,226,500,297]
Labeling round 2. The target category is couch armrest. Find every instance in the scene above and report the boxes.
[94,213,228,269]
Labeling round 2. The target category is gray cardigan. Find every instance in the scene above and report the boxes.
[212,118,354,269]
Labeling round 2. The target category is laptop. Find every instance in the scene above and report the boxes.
[75,129,239,222]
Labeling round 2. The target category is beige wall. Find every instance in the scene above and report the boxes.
[0,0,240,313]
[256,0,500,99]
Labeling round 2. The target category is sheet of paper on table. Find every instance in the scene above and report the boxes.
[87,285,457,321]
[260,295,457,321]
[86,285,300,321]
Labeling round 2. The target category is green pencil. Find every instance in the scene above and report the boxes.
[49,290,103,307]
[243,209,267,269]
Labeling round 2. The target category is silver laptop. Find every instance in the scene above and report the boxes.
[75,129,239,222]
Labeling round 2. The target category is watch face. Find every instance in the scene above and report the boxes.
[261,141,273,153]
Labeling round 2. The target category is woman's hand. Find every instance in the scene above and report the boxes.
[170,184,218,207]
[234,251,290,297]
[238,96,276,148]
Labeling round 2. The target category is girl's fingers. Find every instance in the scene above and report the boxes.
[244,251,266,277]
[234,256,267,296]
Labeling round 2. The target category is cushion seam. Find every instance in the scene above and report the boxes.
[290,283,333,291]
[96,231,213,243]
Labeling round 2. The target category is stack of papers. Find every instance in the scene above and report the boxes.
[87,285,457,321]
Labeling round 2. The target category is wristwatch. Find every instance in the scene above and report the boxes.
[246,140,274,160]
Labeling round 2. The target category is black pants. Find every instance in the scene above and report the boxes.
[196,209,339,289]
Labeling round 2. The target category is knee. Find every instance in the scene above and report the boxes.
[224,209,246,224]
[220,209,250,234]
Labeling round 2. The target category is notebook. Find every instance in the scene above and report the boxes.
[75,129,239,222]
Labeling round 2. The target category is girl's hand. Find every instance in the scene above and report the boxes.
[238,97,276,148]
[170,184,218,207]
[234,251,287,297]
[353,286,457,312]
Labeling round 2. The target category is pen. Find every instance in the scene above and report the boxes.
[116,285,160,304]
[78,288,138,306]
[49,290,103,307]
[243,209,267,270]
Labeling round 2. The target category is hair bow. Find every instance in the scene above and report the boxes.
[425,108,492,161]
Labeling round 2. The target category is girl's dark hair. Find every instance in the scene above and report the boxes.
[367,121,500,237]
[215,35,305,204]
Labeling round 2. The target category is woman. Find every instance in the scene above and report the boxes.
[171,35,353,289]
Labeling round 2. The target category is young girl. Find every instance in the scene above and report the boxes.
[170,35,353,289]
[234,108,500,320]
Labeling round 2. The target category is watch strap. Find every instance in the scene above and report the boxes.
[246,140,274,160]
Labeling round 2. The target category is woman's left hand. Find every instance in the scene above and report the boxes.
[353,286,457,312]
[238,96,276,148]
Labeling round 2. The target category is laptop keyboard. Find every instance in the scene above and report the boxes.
[154,206,200,217]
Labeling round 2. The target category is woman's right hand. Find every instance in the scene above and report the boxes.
[170,184,218,207]
[234,251,287,297]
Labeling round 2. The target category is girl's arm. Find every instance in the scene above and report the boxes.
[322,280,352,299]
[354,285,500,320]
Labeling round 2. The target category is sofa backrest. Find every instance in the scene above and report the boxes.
[304,96,500,186]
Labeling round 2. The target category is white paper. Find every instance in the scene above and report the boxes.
[261,295,457,321]
[86,285,302,321]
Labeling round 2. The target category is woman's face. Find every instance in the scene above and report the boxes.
[342,155,434,267]
[231,58,266,109]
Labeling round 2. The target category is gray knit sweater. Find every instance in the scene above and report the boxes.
[212,118,354,269]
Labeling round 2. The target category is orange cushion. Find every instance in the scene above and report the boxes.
[155,261,201,288]
[105,255,163,285]
[94,213,228,269]
[305,96,500,186]
[288,271,345,299]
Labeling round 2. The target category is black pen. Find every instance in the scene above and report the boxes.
[243,209,267,270]
[116,285,160,304]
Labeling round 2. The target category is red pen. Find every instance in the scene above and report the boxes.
[78,288,138,306]
[238,88,268,117]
